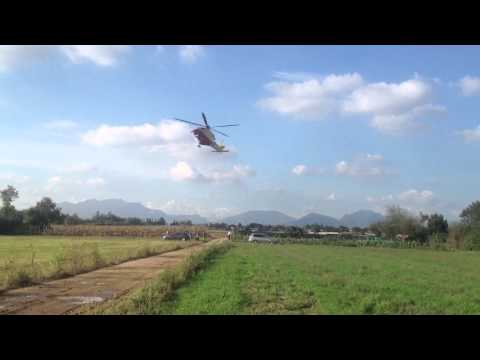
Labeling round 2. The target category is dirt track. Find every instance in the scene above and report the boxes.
[0,239,224,315]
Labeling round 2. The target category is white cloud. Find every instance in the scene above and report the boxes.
[343,79,431,115]
[258,73,363,118]
[327,193,336,201]
[458,76,480,96]
[459,124,480,143]
[169,162,197,182]
[259,72,445,135]
[179,45,206,64]
[370,104,446,135]
[291,164,325,176]
[397,189,434,203]
[335,161,350,175]
[365,153,383,161]
[367,189,436,214]
[206,165,255,183]
[168,162,255,184]
[60,45,130,67]
[335,153,385,177]
[0,45,130,71]
[44,120,78,130]
[158,199,199,215]
[292,164,308,176]
[82,120,191,147]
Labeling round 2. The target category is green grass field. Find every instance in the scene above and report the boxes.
[141,243,480,314]
[0,235,187,290]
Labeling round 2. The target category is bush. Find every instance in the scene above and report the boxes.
[464,228,480,251]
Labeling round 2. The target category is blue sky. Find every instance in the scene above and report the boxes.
[1,45,479,220]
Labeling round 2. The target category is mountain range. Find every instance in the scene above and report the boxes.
[58,199,209,224]
[58,199,384,228]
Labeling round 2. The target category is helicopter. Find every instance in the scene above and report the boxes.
[173,113,239,152]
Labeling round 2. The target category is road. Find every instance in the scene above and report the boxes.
[0,238,224,315]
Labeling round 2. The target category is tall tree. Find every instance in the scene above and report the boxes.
[426,213,448,234]
[460,201,480,227]
[0,185,23,234]
[0,185,19,212]
[24,197,63,233]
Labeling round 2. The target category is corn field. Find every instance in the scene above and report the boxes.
[48,224,225,239]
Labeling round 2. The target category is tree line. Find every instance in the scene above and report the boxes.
[0,185,194,235]
[368,203,480,250]
[0,185,63,234]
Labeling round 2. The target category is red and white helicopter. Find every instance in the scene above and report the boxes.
[174,113,239,153]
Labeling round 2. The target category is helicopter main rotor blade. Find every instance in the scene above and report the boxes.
[212,128,229,137]
[202,112,209,128]
[213,124,240,128]
[173,118,205,127]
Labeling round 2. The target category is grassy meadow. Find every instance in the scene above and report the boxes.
[0,235,192,290]
[114,242,480,315]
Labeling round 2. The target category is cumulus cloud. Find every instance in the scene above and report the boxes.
[258,73,363,118]
[169,162,255,184]
[59,45,130,66]
[0,45,130,72]
[179,45,206,64]
[342,78,431,115]
[258,72,445,134]
[458,124,480,143]
[82,120,191,147]
[335,153,385,177]
[370,104,446,135]
[458,76,480,96]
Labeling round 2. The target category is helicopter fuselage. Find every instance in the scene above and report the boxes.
[193,127,215,146]
[192,127,227,152]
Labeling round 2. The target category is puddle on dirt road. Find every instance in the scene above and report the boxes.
[58,296,104,305]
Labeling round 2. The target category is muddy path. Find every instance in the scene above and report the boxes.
[0,238,225,315]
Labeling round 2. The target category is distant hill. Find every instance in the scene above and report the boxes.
[57,199,384,228]
[289,213,340,227]
[221,209,384,227]
[57,199,208,224]
[339,210,384,228]
[221,210,296,225]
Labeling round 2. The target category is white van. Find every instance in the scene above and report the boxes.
[248,232,275,243]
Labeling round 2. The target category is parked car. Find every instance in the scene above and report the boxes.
[162,232,190,240]
[248,232,276,243]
